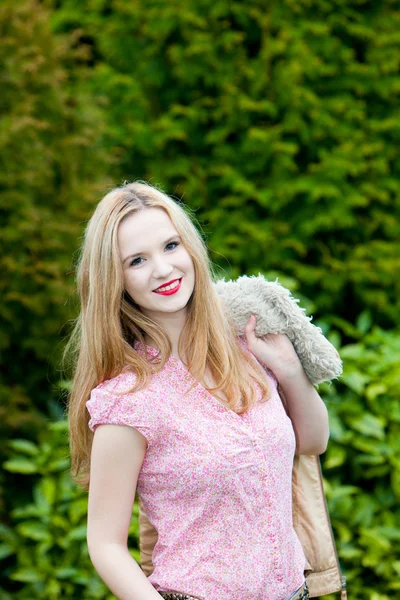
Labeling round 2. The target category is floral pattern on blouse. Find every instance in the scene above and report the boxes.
[86,336,306,600]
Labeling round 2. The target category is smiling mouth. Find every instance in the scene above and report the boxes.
[153,278,182,293]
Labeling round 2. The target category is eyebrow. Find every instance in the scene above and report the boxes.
[122,235,181,265]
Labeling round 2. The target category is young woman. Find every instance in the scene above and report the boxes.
[66,181,330,600]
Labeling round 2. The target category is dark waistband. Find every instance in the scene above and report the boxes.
[158,593,200,600]
[158,579,309,600]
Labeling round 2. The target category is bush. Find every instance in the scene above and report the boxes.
[1,419,141,600]
[317,320,400,599]
[51,0,400,325]
[0,0,111,542]
[0,0,111,440]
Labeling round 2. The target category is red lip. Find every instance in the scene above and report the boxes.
[153,278,180,291]
[153,278,182,295]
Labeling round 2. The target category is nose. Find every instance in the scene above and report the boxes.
[152,255,174,281]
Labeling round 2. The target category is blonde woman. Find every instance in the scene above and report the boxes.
[66,181,330,600]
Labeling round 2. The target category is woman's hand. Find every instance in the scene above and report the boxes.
[244,314,303,383]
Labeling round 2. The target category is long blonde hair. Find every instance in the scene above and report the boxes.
[64,181,271,490]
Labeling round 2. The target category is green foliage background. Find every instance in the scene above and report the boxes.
[1,0,399,598]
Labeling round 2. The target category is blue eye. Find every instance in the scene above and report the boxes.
[129,240,180,267]
[129,256,143,267]
[166,241,180,251]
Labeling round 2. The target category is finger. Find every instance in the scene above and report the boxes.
[244,314,256,339]
[244,314,255,329]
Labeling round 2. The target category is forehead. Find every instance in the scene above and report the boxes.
[117,207,178,250]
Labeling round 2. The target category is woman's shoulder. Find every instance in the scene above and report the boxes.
[92,369,138,396]
[86,369,162,437]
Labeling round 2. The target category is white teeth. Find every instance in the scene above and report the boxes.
[155,279,180,292]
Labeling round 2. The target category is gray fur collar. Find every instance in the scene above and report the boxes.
[214,274,342,385]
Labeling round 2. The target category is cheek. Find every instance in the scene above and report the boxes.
[124,270,147,297]
[182,251,195,274]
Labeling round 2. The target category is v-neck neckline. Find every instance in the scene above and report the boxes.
[134,341,247,421]
[178,359,247,421]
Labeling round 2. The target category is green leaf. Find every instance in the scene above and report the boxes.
[375,527,400,541]
[348,413,386,440]
[0,543,14,559]
[17,521,51,541]
[45,578,62,597]
[8,439,39,455]
[11,504,40,519]
[51,515,69,530]
[359,528,391,551]
[48,420,69,433]
[68,498,89,525]
[54,567,78,579]
[340,344,365,360]
[47,458,70,472]
[356,310,373,334]
[341,370,370,394]
[324,446,347,469]
[2,458,38,474]
[34,476,57,510]
[366,383,387,401]
[10,568,44,583]
[352,438,387,455]
[66,525,87,541]
[330,485,360,500]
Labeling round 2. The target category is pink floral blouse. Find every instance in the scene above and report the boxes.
[86,336,306,600]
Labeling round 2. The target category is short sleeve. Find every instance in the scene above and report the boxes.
[86,374,159,446]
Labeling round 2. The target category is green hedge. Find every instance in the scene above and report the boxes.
[319,322,400,598]
[0,417,139,600]
[49,0,400,324]
[0,0,111,443]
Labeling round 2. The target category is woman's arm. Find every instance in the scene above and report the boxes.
[87,424,163,600]
[276,366,330,455]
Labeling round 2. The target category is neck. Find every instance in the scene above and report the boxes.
[143,309,188,358]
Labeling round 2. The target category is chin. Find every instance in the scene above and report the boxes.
[161,298,191,311]
[152,294,192,314]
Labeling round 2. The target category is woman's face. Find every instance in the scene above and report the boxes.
[117,207,195,320]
